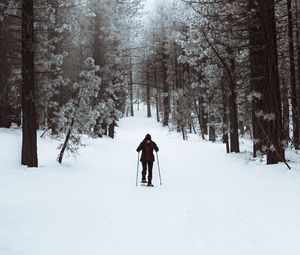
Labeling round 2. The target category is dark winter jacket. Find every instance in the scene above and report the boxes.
[136,135,159,162]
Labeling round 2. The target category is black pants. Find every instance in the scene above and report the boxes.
[142,161,154,184]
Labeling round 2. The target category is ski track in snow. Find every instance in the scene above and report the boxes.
[1,107,300,255]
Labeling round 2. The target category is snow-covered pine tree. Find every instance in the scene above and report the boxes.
[35,0,83,135]
[57,57,101,163]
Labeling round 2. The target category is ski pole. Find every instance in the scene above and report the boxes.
[136,152,140,186]
[156,151,162,186]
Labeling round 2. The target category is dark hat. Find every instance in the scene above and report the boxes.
[145,134,151,141]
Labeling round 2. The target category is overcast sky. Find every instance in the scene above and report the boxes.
[144,0,158,11]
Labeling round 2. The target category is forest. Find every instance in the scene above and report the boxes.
[1,0,300,167]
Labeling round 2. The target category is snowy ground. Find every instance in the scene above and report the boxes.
[1,106,300,255]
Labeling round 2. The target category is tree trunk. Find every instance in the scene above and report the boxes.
[209,124,216,142]
[281,77,290,144]
[162,47,170,126]
[221,80,229,153]
[108,121,116,139]
[0,14,10,128]
[48,0,60,135]
[287,0,300,149]
[94,118,102,137]
[0,91,9,128]
[194,97,205,140]
[175,58,181,133]
[239,121,245,137]
[295,0,300,147]
[181,126,187,141]
[58,118,74,164]
[146,70,151,118]
[208,96,216,142]
[154,61,160,122]
[21,0,38,167]
[130,54,134,117]
[259,0,285,164]
[102,122,107,136]
[248,0,266,157]
[228,52,240,153]
[0,54,9,128]
[199,97,208,135]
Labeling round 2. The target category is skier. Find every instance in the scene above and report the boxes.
[136,134,159,187]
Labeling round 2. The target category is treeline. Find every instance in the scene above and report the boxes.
[0,0,143,166]
[135,0,300,166]
[1,0,300,168]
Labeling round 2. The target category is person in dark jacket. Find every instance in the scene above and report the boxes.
[136,134,159,187]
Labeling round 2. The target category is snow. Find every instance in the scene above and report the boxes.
[1,106,300,255]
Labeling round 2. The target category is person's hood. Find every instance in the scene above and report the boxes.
[144,134,151,141]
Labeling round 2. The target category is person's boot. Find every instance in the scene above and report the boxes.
[147,183,154,187]
[141,177,147,183]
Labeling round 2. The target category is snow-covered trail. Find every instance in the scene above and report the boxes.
[1,108,300,255]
